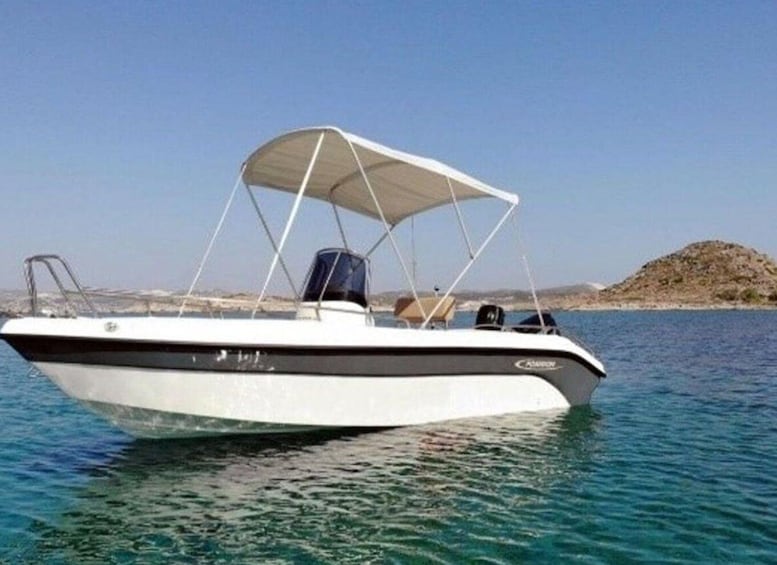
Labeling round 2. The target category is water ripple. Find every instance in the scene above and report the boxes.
[2,311,777,562]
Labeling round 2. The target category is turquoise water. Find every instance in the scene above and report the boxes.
[1,311,776,563]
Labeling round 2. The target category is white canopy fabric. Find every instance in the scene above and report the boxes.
[241,126,518,225]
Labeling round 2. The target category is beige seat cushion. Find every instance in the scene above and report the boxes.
[394,296,456,324]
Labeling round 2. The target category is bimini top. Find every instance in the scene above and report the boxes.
[242,126,518,225]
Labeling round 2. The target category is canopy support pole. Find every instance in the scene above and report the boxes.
[421,201,517,328]
[364,225,395,258]
[244,184,299,313]
[411,217,417,286]
[446,177,474,259]
[343,137,427,319]
[254,131,325,309]
[514,214,545,330]
[178,164,245,316]
[330,202,351,251]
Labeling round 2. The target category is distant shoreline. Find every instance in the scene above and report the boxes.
[2,295,776,319]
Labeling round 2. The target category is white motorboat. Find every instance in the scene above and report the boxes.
[0,126,605,438]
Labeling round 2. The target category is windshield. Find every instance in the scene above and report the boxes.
[302,249,369,308]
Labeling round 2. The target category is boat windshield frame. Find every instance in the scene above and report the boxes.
[300,248,370,309]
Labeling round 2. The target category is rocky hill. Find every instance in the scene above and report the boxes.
[600,240,777,306]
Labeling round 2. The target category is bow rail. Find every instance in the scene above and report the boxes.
[21,254,268,318]
[24,255,98,317]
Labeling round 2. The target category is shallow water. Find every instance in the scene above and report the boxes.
[1,311,776,562]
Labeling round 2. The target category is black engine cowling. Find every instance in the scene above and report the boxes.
[475,304,505,329]
[514,311,558,334]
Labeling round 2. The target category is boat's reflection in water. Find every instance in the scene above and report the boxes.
[31,408,602,562]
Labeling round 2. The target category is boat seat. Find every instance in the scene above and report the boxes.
[394,296,456,327]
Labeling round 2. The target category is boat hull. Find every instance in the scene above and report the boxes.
[2,316,604,438]
[35,362,575,438]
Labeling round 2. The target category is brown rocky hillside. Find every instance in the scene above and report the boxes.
[601,240,777,305]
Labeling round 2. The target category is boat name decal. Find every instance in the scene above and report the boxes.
[514,359,562,371]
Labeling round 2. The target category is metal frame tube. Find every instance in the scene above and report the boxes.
[24,255,98,317]
[342,137,427,319]
[40,260,77,315]
[179,165,246,316]
[244,184,299,311]
[255,132,326,305]
[514,213,546,330]
[410,216,417,287]
[421,202,517,328]
[364,225,395,258]
[316,250,342,306]
[23,260,37,315]
[330,201,351,250]
[447,177,474,258]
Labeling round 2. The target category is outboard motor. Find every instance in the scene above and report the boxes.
[514,311,558,334]
[475,304,505,329]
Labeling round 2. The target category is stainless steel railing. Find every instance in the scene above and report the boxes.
[21,254,275,318]
[24,254,99,317]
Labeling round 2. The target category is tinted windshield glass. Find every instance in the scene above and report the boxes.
[302,249,368,307]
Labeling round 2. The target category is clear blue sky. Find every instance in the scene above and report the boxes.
[1,1,775,293]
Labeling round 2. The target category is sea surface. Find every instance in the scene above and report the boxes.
[1,311,776,563]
